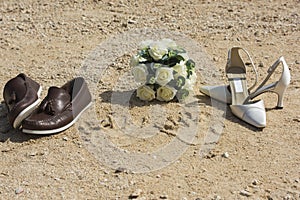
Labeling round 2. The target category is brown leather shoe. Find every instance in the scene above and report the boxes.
[22,77,92,134]
[3,73,42,128]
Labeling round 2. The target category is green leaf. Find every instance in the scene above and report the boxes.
[164,55,184,67]
[168,50,177,58]
[153,83,160,90]
[161,54,169,61]
[153,63,162,69]
[145,84,155,90]
[138,48,154,63]
[168,76,185,90]
[176,89,189,101]
[186,59,195,70]
[147,75,156,84]
[176,76,186,89]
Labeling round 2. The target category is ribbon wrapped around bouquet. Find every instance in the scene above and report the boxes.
[131,39,197,102]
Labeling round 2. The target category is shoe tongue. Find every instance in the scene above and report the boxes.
[45,87,71,113]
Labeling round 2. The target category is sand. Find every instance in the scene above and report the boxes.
[0,0,299,199]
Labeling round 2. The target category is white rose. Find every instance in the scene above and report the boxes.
[173,60,188,79]
[157,86,177,102]
[139,40,154,50]
[137,85,155,101]
[149,42,168,61]
[132,64,148,84]
[155,67,174,86]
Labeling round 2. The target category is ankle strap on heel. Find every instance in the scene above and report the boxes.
[267,56,285,74]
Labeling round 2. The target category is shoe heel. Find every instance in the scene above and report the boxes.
[274,81,289,109]
[275,89,285,109]
[274,57,290,109]
[249,56,291,108]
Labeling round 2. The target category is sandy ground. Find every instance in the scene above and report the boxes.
[0,0,299,199]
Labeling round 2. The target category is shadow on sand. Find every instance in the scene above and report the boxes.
[0,102,45,143]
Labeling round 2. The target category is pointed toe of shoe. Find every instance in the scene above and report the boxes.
[243,107,266,128]
[199,85,232,104]
[199,85,211,96]
[230,100,266,128]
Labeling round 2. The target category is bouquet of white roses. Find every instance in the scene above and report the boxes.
[131,39,197,102]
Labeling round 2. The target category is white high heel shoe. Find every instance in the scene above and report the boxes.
[225,47,266,128]
[200,56,291,109]
[246,56,290,108]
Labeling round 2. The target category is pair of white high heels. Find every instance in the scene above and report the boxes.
[200,47,291,128]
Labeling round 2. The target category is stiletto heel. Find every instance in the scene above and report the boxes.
[248,56,291,108]
[200,56,291,109]
[276,91,284,109]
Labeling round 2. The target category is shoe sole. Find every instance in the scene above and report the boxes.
[13,86,42,129]
[22,101,92,135]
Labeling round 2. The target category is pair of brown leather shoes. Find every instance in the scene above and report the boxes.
[3,73,92,134]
